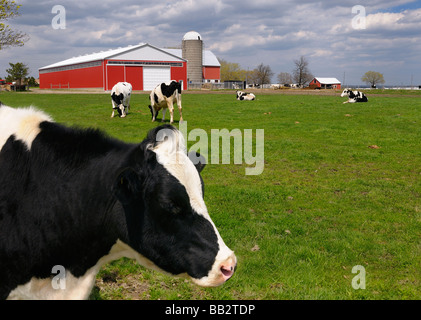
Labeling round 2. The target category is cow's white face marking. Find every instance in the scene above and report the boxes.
[150,128,236,287]
[0,105,53,151]
[341,89,352,97]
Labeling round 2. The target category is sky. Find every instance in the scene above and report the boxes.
[1,0,421,86]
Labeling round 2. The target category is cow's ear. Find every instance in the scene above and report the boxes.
[188,151,206,173]
[113,168,141,205]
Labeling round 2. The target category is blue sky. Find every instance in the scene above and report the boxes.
[1,0,420,86]
[388,1,421,12]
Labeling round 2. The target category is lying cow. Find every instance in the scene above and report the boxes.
[149,80,183,124]
[111,82,132,118]
[0,104,236,300]
[340,88,368,103]
[236,91,256,101]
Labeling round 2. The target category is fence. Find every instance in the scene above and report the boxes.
[188,81,246,90]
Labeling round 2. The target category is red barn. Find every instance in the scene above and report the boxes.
[202,50,221,83]
[309,77,341,89]
[39,37,221,91]
[39,43,189,91]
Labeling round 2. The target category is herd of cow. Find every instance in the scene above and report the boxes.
[110,81,257,123]
[110,80,367,122]
[111,81,184,123]
[0,81,368,300]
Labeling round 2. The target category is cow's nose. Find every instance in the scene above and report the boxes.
[219,255,237,281]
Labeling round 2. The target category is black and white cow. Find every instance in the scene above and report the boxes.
[149,81,183,124]
[236,91,256,101]
[111,82,132,118]
[0,105,236,300]
[340,88,368,104]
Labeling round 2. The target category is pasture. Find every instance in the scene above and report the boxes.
[1,90,420,300]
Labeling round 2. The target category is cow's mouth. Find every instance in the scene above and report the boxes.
[190,252,237,287]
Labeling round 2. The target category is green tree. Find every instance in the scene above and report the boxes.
[218,58,247,81]
[6,62,29,85]
[27,76,38,87]
[0,0,28,50]
[361,71,385,88]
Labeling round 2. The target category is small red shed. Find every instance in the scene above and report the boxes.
[309,77,341,89]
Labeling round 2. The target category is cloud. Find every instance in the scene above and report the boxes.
[1,0,420,85]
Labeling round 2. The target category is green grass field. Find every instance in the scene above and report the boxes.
[1,90,420,300]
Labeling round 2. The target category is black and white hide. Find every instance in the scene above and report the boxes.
[148,81,183,124]
[340,89,368,104]
[0,105,236,300]
[111,82,132,118]
[236,91,256,101]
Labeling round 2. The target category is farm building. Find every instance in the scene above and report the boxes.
[309,77,341,89]
[39,31,220,91]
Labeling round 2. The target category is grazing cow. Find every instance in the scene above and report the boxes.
[0,105,236,300]
[236,91,256,101]
[111,82,132,118]
[340,88,368,104]
[148,81,182,124]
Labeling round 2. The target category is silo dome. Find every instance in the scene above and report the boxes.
[183,31,202,41]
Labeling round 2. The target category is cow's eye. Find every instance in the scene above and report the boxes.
[161,200,183,215]
[171,205,182,215]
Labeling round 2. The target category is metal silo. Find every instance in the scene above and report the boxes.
[182,31,203,86]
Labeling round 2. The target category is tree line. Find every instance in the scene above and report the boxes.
[219,56,314,87]
[219,56,385,88]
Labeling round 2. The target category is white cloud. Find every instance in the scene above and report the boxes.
[1,1,420,85]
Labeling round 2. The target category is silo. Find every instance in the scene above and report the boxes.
[182,31,203,85]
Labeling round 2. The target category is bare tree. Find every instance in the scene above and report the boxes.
[292,56,313,87]
[277,72,292,85]
[0,0,28,50]
[361,71,385,88]
[251,63,274,86]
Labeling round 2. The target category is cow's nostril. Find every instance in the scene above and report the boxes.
[220,265,234,279]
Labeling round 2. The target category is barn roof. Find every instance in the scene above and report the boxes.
[314,77,341,84]
[39,43,143,70]
[39,43,219,70]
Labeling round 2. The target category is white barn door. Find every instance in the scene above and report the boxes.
[143,66,171,91]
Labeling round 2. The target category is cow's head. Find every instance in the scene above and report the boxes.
[113,125,236,287]
[148,104,159,120]
[111,92,126,118]
[341,89,351,97]
[115,105,126,118]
